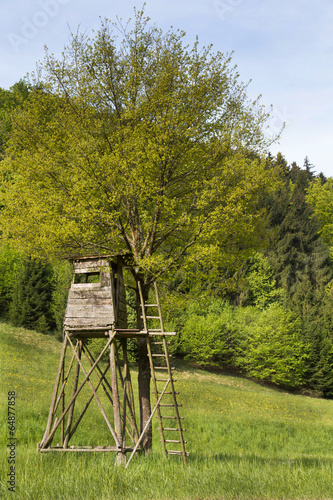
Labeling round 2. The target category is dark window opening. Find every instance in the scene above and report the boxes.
[74,272,100,284]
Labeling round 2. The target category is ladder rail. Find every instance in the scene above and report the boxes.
[154,282,187,464]
[137,281,167,458]
[137,280,188,464]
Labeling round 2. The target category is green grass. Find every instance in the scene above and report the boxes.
[1,321,333,499]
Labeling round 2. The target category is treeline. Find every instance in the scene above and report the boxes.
[164,155,333,398]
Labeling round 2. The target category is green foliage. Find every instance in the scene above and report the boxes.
[0,9,279,290]
[0,243,22,317]
[51,260,72,333]
[306,176,333,253]
[178,298,307,388]
[238,252,285,308]
[179,299,237,366]
[235,304,308,388]
[265,159,333,395]
[10,256,55,333]
[0,80,30,156]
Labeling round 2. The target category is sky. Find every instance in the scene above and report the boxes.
[1,0,332,176]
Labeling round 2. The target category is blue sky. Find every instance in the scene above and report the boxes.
[1,0,332,176]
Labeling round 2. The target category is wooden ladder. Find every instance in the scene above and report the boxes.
[138,281,188,464]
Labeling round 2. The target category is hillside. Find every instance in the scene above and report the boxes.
[1,322,333,499]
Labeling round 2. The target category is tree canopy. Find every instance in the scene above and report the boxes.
[0,9,279,289]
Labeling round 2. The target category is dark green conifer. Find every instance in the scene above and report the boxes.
[10,256,55,333]
[268,158,333,396]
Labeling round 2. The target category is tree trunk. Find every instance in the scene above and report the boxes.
[136,282,152,453]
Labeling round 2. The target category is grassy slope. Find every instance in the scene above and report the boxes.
[1,322,333,500]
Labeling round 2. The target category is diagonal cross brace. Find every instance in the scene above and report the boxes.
[40,330,118,449]
[66,333,121,448]
[125,378,170,468]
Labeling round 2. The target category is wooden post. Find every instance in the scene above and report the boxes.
[41,331,117,449]
[137,281,152,453]
[40,335,67,448]
[61,343,65,446]
[64,340,82,448]
[110,332,126,465]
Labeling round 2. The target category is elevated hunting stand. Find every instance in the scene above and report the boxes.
[38,255,188,466]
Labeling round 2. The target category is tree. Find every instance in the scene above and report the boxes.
[0,81,30,157]
[306,176,333,253]
[0,244,22,317]
[0,9,280,450]
[10,256,55,332]
[265,159,333,395]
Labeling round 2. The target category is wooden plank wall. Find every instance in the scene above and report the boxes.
[64,258,115,329]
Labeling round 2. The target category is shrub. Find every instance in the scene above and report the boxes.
[178,298,308,389]
[234,304,309,388]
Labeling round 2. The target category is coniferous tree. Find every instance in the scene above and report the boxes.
[10,256,55,333]
[267,159,333,396]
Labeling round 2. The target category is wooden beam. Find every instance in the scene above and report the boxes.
[40,336,67,448]
[40,331,116,449]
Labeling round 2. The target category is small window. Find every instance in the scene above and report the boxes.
[74,272,100,284]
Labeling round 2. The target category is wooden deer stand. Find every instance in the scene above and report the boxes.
[38,255,188,466]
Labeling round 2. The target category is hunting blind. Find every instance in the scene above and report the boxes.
[38,256,188,466]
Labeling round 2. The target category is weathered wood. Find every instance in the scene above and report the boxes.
[67,297,112,306]
[110,336,126,464]
[68,289,112,300]
[41,331,116,449]
[65,318,114,328]
[40,336,67,448]
[40,446,136,452]
[73,257,110,271]
[125,379,170,469]
[63,340,82,448]
[84,344,137,444]
[65,304,115,318]
[41,257,187,464]
[68,362,110,441]
[66,333,121,448]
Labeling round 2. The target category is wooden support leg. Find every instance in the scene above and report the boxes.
[68,361,110,441]
[41,331,117,449]
[115,340,139,443]
[85,344,137,445]
[39,335,67,449]
[64,340,82,448]
[110,336,126,465]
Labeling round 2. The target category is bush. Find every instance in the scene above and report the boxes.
[234,304,308,388]
[179,299,241,367]
[178,298,308,389]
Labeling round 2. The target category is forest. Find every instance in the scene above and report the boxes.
[1,13,333,401]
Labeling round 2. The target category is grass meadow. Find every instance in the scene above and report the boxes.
[1,321,333,499]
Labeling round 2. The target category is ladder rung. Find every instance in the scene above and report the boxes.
[163,428,186,431]
[142,315,160,319]
[164,439,187,444]
[154,367,175,370]
[156,378,177,382]
[160,416,184,419]
[159,403,182,407]
[157,391,179,395]
[144,304,158,307]
[151,354,166,357]
[167,450,190,456]
[151,341,171,345]
[148,332,176,336]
